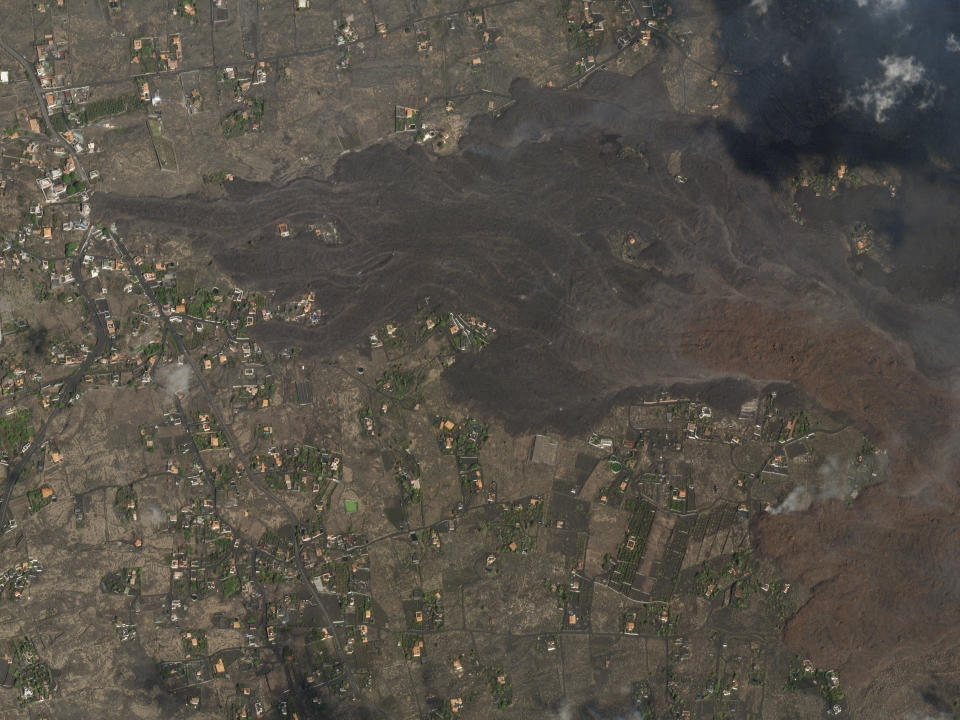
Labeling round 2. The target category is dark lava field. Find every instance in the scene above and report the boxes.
[95,62,960,708]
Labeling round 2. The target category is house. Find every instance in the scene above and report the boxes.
[588,434,614,450]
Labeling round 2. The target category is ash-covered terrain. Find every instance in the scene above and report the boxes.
[0,0,940,716]
[95,34,960,715]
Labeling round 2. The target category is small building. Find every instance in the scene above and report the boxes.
[588,434,614,451]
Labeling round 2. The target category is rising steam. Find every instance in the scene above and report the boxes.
[156,363,193,396]
[768,456,852,514]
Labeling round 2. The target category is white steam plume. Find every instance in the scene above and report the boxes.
[853,55,935,122]
[854,0,907,11]
[156,363,193,396]
[769,456,851,514]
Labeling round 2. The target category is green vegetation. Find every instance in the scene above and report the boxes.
[222,98,264,138]
[257,445,341,495]
[181,629,208,657]
[100,567,142,595]
[485,498,542,553]
[394,108,420,132]
[131,38,157,72]
[188,288,217,317]
[764,580,796,629]
[10,637,53,705]
[139,341,164,360]
[694,567,721,598]
[607,499,656,594]
[222,575,241,598]
[202,169,233,184]
[485,666,513,708]
[376,364,416,399]
[622,604,676,637]
[213,464,238,490]
[26,487,54,514]
[392,450,422,505]
[50,112,68,133]
[781,411,810,441]
[0,410,34,454]
[114,485,138,522]
[82,93,145,124]
[194,430,228,450]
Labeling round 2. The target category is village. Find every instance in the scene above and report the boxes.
[0,0,894,717]
[0,117,880,714]
[0,214,881,717]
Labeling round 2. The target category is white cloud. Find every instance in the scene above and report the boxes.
[749,0,771,15]
[854,0,907,11]
[947,33,960,53]
[853,55,935,122]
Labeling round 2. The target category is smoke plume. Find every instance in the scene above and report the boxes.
[156,363,193,396]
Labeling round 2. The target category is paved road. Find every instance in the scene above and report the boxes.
[0,36,89,184]
[0,32,364,705]
[110,230,377,711]
[0,228,109,528]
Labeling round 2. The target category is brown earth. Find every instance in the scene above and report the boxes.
[692,299,960,706]
[94,65,960,714]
